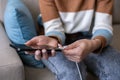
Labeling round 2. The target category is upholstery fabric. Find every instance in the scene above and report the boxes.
[25,66,55,80]
[111,24,120,50]
[0,22,24,80]
[113,0,120,24]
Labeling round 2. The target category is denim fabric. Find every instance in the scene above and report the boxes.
[85,46,120,80]
[4,0,117,79]
[14,27,120,80]
[39,33,120,80]
[15,31,120,80]
[7,15,120,80]
[42,52,87,80]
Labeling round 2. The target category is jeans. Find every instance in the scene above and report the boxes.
[18,32,120,80]
[85,46,120,80]
[6,10,120,79]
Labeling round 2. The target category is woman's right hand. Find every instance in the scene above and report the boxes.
[25,35,59,60]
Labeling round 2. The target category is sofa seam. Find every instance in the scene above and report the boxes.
[0,61,25,80]
[0,61,23,68]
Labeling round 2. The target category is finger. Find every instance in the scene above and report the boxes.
[58,44,62,47]
[58,44,63,49]
[63,46,83,56]
[37,42,48,46]
[66,55,81,62]
[64,52,83,62]
[63,49,77,55]
[67,56,78,62]
[66,55,80,60]
[35,50,41,60]
[25,37,37,46]
[64,43,77,50]
[42,49,49,60]
[51,49,55,57]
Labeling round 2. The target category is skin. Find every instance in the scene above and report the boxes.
[25,35,59,60]
[63,39,101,62]
[25,35,101,62]
[33,0,101,62]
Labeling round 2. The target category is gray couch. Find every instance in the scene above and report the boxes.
[0,0,120,80]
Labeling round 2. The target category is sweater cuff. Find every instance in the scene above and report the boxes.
[92,29,113,46]
[45,31,65,45]
[92,29,113,53]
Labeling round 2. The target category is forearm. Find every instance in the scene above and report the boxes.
[39,0,65,44]
[92,0,113,47]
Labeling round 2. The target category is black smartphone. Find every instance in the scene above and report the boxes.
[9,44,62,52]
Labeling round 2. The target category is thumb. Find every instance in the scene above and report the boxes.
[25,39,36,46]
[64,43,76,50]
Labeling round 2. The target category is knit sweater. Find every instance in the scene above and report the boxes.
[39,0,113,46]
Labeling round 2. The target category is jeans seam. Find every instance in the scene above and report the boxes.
[43,59,60,80]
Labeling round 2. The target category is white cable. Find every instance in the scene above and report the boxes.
[61,45,83,80]
[75,62,83,80]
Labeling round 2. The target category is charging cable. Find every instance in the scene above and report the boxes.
[60,45,83,80]
[75,62,83,80]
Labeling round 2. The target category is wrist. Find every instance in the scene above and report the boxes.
[92,36,106,53]
[48,36,61,44]
[91,39,102,51]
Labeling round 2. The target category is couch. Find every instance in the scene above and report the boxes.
[0,0,120,80]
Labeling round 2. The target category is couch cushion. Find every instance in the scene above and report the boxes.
[111,24,120,50]
[4,0,37,44]
[4,0,45,68]
[25,66,55,80]
[0,22,24,80]
[113,0,120,24]
[0,0,6,22]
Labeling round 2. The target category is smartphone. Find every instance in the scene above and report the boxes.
[9,44,62,52]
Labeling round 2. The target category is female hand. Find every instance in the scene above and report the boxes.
[63,39,101,62]
[25,35,59,60]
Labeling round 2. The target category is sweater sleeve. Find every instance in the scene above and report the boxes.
[92,0,113,47]
[39,0,65,44]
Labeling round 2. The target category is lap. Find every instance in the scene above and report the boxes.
[19,45,120,80]
[85,46,120,80]
[42,52,87,80]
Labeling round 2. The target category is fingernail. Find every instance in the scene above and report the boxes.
[35,50,40,55]
[42,49,46,53]
[25,51,29,54]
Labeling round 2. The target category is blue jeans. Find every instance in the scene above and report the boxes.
[85,46,120,80]
[11,16,120,80]
[18,32,120,80]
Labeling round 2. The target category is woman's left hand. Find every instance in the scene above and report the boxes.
[63,39,101,62]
